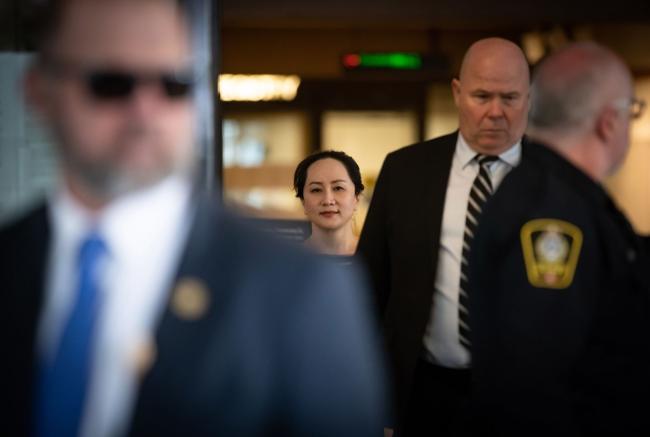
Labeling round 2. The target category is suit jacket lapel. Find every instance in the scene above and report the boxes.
[5,203,51,435]
[422,132,457,277]
[128,195,235,433]
[14,203,51,338]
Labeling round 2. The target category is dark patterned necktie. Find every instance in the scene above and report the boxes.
[459,154,498,350]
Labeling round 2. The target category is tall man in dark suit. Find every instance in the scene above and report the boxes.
[0,1,386,436]
[470,42,650,436]
[357,37,530,436]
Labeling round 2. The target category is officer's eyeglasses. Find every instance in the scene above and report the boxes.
[611,97,646,120]
[41,58,195,101]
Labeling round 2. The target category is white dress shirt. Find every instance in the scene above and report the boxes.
[37,175,194,437]
[422,134,521,368]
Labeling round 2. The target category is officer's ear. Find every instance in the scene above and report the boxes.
[594,106,617,144]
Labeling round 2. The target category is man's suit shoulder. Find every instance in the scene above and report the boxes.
[217,209,321,271]
[383,131,457,169]
[494,143,595,214]
[0,202,49,266]
[194,202,358,296]
[0,202,48,240]
[481,143,601,250]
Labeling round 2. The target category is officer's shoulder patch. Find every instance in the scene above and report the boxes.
[520,218,583,289]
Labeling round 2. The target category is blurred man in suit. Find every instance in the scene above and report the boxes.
[0,1,386,436]
[357,37,529,436]
[470,42,650,435]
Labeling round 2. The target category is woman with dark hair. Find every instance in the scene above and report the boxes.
[294,150,364,256]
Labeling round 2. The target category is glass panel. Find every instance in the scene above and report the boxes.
[425,83,459,140]
[222,111,308,219]
[0,53,57,225]
[322,110,418,229]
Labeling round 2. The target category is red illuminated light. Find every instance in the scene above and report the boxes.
[343,53,362,68]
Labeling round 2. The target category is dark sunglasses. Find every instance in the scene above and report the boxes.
[85,70,195,100]
[42,59,195,101]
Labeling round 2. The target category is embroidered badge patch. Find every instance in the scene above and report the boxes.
[520,219,583,289]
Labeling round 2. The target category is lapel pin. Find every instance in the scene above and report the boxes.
[171,277,211,321]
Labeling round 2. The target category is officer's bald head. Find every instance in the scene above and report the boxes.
[528,42,633,134]
[528,42,636,180]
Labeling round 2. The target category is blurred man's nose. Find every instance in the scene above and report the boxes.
[486,98,505,118]
[125,83,166,118]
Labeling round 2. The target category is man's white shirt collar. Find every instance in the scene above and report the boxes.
[456,133,522,170]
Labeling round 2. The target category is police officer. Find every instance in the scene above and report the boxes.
[469,42,650,436]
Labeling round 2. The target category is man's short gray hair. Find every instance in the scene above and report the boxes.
[528,42,627,133]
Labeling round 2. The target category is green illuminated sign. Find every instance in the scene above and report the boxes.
[343,53,423,70]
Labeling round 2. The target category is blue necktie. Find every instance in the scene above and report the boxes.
[35,231,107,437]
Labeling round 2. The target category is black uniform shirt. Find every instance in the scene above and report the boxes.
[469,141,650,436]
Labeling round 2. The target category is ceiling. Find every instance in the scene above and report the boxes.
[221,0,650,30]
[3,0,649,74]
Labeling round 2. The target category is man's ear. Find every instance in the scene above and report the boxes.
[451,78,461,107]
[23,64,52,118]
[594,106,617,144]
